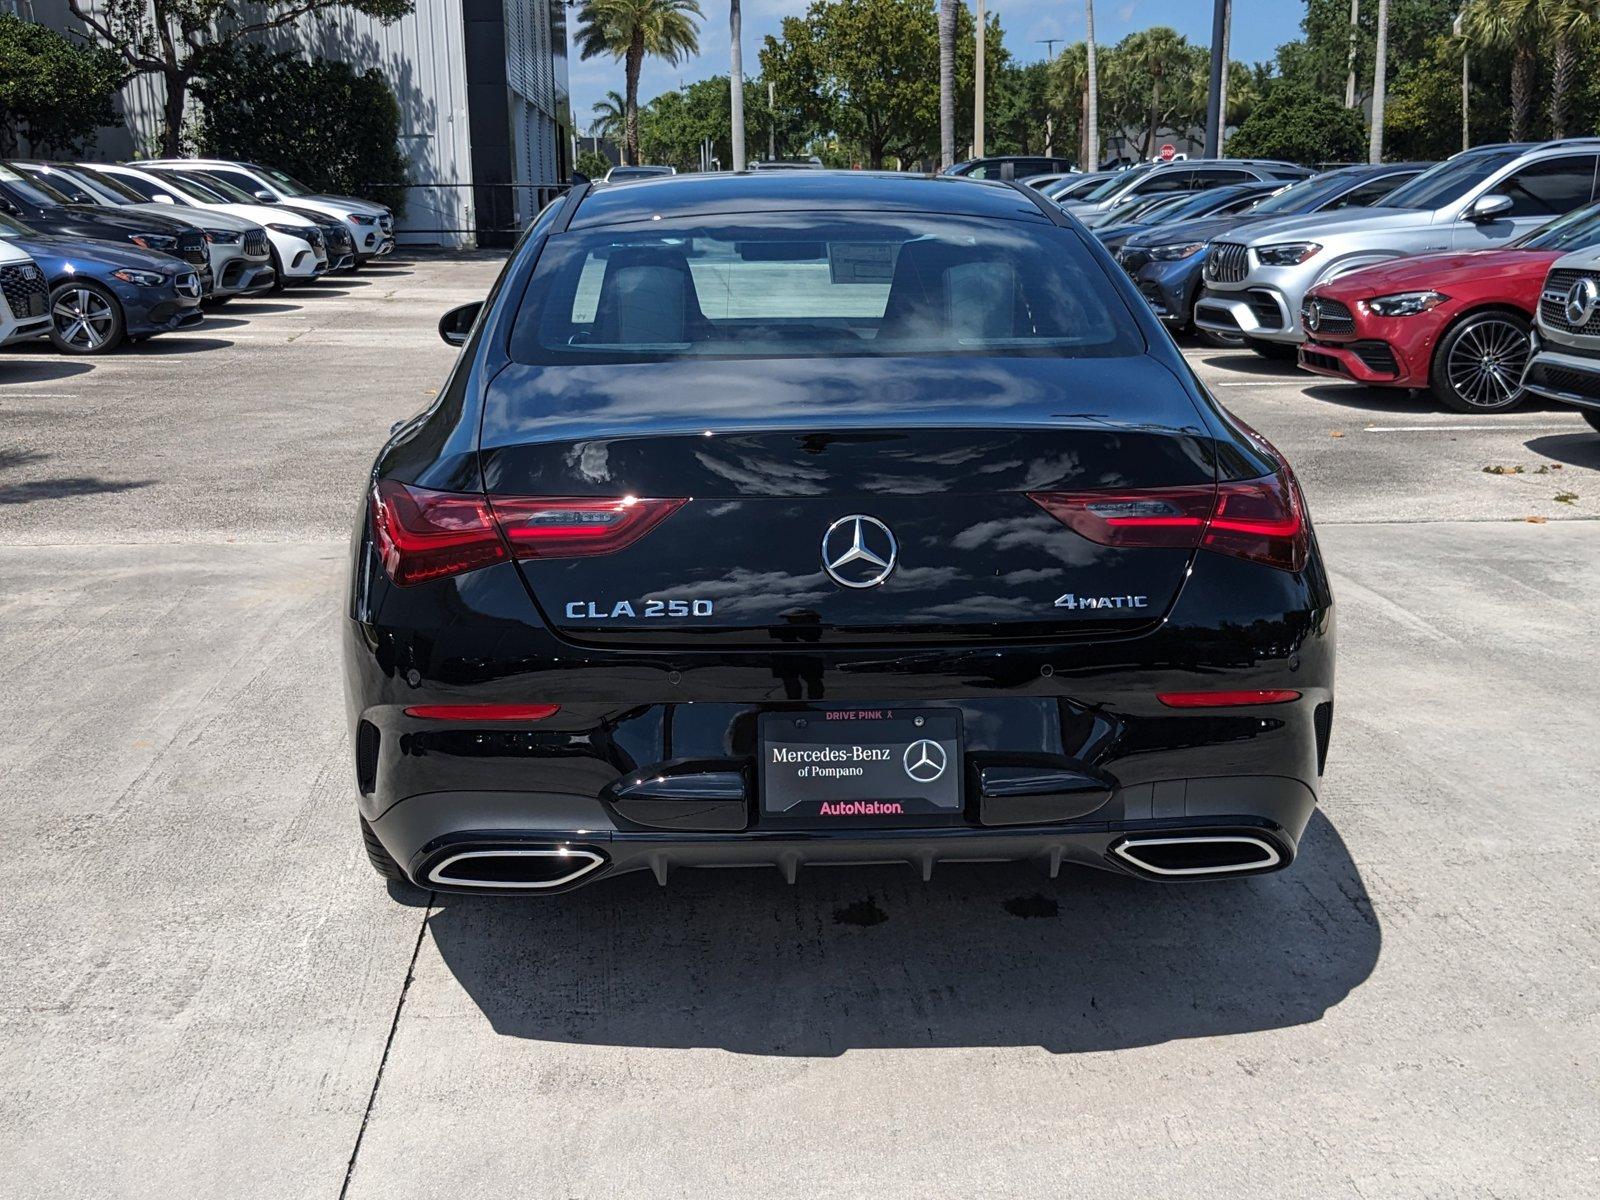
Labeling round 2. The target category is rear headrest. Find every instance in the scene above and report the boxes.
[878,239,1022,343]
[591,245,705,344]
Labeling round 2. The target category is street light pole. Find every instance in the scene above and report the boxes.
[1203,0,1226,157]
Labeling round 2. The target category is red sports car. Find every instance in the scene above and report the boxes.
[1297,202,1600,412]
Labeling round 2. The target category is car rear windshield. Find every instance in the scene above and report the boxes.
[1515,200,1600,250]
[508,215,1142,364]
[1379,149,1522,210]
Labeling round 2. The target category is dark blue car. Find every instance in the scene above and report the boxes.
[0,212,202,354]
[1116,162,1431,343]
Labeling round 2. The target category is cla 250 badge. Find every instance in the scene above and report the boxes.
[565,598,715,619]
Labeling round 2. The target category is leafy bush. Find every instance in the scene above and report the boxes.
[191,45,410,215]
[576,149,612,179]
[1225,83,1366,164]
[0,14,125,155]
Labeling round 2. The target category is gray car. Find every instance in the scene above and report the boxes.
[1521,244,1600,434]
[1194,139,1600,357]
[1058,159,1311,222]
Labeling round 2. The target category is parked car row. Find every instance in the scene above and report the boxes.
[1077,139,1600,422]
[0,158,393,355]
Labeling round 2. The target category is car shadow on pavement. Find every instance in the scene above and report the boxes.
[122,336,234,356]
[214,300,300,315]
[425,810,1378,1055]
[0,355,94,383]
[0,447,154,505]
[1191,352,1300,376]
[1525,432,1600,470]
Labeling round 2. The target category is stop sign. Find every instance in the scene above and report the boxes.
[1160,143,1176,162]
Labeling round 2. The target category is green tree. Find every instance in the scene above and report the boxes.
[1462,0,1543,140]
[65,0,412,156]
[1225,81,1366,162]
[0,14,125,156]
[1121,26,1192,157]
[189,45,411,213]
[988,60,1060,156]
[576,0,702,165]
[1544,0,1600,138]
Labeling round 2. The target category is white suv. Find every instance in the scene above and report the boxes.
[98,164,329,286]
[1521,247,1600,435]
[143,159,395,263]
[0,237,50,346]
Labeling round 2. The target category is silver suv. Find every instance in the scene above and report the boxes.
[1521,247,1600,434]
[1194,140,1600,356]
[1059,159,1311,223]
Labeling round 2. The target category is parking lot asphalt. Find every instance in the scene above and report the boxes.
[2,255,1597,1199]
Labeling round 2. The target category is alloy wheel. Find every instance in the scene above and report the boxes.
[1443,317,1530,410]
[52,287,117,352]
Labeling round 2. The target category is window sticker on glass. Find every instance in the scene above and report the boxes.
[828,242,898,284]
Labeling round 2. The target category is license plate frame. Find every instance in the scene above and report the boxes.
[757,706,963,826]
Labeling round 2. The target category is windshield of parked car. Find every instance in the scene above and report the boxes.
[64,165,145,206]
[1248,171,1358,215]
[1378,150,1522,211]
[0,210,34,237]
[1078,165,1153,202]
[1514,200,1600,250]
[0,164,67,207]
[510,215,1142,365]
[255,166,311,195]
[179,172,254,204]
[140,170,222,204]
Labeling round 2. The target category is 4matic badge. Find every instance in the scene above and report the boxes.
[1055,592,1150,611]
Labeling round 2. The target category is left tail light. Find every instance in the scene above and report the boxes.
[370,481,685,587]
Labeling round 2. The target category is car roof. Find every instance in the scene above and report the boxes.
[567,171,1052,230]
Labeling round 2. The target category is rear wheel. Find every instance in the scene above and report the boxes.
[49,282,124,355]
[1245,337,1298,361]
[360,816,403,881]
[1431,310,1531,413]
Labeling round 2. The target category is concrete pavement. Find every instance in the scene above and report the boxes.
[2,255,1597,1199]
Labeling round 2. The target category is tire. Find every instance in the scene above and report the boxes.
[360,816,404,881]
[49,281,125,355]
[1245,337,1298,361]
[269,247,287,293]
[1430,310,1532,413]
[1583,410,1600,434]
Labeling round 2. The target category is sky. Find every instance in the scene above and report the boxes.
[568,0,1309,135]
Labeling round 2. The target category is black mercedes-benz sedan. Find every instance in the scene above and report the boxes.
[345,172,1334,895]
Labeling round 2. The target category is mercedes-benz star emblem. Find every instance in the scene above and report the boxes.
[1564,277,1599,327]
[903,739,947,783]
[821,514,897,588]
[1304,301,1321,333]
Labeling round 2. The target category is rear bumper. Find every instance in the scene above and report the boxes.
[375,781,1315,893]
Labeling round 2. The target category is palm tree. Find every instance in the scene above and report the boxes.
[590,90,627,140]
[1124,27,1189,158]
[1368,0,1388,163]
[1546,0,1600,139]
[1085,0,1100,169]
[1344,0,1359,108]
[939,0,956,168]
[576,0,703,166]
[1051,43,1089,165]
[1463,0,1543,141]
[729,1,746,171]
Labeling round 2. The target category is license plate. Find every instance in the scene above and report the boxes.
[758,707,962,824]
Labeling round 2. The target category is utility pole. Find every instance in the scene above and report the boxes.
[975,0,986,158]
[1203,0,1226,157]
[1037,38,1061,58]
[1369,0,1388,163]
[768,80,777,162]
[1453,9,1469,152]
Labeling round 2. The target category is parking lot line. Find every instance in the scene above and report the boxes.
[1363,423,1578,433]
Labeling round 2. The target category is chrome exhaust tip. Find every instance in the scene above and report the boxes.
[1111,834,1282,878]
[425,845,606,890]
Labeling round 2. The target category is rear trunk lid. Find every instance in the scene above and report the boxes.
[479,355,1219,646]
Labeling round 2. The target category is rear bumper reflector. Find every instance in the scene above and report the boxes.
[1157,690,1301,708]
[403,703,561,721]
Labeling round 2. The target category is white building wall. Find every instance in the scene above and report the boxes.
[28,0,478,247]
